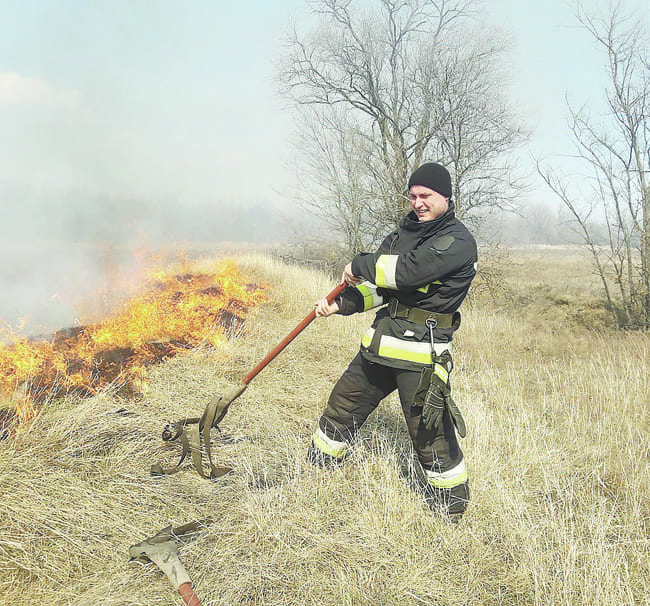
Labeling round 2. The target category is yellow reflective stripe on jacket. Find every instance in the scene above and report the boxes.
[417,280,442,294]
[379,336,433,365]
[355,281,384,311]
[361,327,374,349]
[312,427,348,459]
[360,329,450,364]
[425,459,468,489]
[375,255,399,289]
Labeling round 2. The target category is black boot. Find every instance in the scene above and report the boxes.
[307,443,345,468]
[425,480,469,524]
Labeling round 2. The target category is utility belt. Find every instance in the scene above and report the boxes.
[388,298,460,330]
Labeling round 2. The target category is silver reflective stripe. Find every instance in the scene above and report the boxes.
[425,459,468,489]
[433,363,449,383]
[433,342,451,355]
[361,327,375,348]
[378,336,433,364]
[361,329,451,363]
[312,427,348,459]
[378,335,450,364]
[375,255,399,289]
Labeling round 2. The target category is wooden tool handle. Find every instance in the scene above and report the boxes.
[242,282,347,385]
[178,582,202,605]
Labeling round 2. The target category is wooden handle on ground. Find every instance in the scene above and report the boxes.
[178,582,202,605]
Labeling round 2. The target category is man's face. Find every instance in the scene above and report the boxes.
[409,185,449,222]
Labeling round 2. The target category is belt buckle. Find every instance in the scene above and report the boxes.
[425,314,438,329]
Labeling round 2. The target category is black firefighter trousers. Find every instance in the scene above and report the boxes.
[313,352,468,510]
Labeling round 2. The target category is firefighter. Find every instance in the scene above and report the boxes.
[308,162,477,522]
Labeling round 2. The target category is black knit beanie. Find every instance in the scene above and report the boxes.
[407,163,452,198]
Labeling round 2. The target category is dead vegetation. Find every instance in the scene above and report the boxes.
[1,250,649,605]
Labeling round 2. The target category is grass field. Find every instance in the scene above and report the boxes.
[1,248,648,605]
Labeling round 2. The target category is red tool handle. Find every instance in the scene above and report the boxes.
[242,282,347,385]
[178,583,201,605]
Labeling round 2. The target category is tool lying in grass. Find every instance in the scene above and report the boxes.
[151,282,347,479]
[129,519,212,606]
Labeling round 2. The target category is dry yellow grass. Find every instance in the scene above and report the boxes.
[1,250,649,605]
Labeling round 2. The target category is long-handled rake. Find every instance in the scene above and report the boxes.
[151,282,346,478]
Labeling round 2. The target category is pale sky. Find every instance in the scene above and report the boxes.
[0,0,632,209]
[0,0,645,332]
[0,1,297,207]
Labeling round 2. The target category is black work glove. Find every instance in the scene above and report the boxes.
[445,394,467,439]
[422,373,446,432]
[421,352,466,438]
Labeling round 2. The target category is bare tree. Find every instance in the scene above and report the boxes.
[538,1,650,328]
[278,0,528,254]
[427,35,528,223]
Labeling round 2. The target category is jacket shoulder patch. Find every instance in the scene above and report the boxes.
[431,234,455,251]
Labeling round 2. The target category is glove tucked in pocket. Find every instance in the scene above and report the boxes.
[416,351,466,438]
[444,394,466,438]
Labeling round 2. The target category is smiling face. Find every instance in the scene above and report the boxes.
[409,185,449,222]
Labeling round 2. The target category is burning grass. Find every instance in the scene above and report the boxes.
[0,250,649,605]
[0,260,266,434]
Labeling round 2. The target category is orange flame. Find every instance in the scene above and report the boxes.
[0,260,266,432]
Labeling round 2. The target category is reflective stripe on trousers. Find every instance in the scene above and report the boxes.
[312,352,465,477]
[311,427,348,459]
[425,458,468,489]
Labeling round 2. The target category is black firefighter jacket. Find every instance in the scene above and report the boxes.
[336,204,477,371]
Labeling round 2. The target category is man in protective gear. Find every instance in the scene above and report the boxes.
[309,162,477,523]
